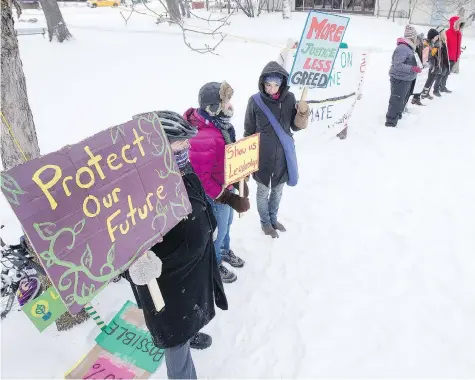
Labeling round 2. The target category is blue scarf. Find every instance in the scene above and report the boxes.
[198,109,236,144]
[174,148,189,170]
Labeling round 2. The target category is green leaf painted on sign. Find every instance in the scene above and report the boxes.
[22,286,68,332]
[95,300,164,373]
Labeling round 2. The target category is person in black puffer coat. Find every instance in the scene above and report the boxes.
[244,61,309,238]
[433,29,452,94]
[123,111,228,379]
[421,28,441,99]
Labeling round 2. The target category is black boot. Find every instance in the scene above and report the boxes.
[411,97,424,106]
[421,88,433,100]
[440,87,452,93]
[433,89,441,97]
[190,332,212,350]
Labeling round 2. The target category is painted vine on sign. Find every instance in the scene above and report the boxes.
[0,116,192,314]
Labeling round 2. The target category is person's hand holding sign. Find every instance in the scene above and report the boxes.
[295,99,310,129]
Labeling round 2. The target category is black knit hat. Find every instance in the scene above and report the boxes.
[427,28,439,41]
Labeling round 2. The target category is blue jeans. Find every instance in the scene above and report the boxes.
[256,181,284,227]
[165,340,196,379]
[207,195,233,264]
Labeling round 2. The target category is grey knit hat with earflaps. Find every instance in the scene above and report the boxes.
[198,81,234,117]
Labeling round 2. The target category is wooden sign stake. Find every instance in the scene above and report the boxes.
[239,179,245,219]
[147,279,165,312]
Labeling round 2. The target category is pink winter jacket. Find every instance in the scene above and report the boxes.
[184,108,229,199]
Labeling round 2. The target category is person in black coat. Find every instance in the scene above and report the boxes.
[244,61,309,238]
[434,29,452,94]
[123,111,228,379]
[421,28,441,99]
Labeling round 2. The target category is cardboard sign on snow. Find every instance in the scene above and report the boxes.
[0,116,192,314]
[95,300,165,373]
[224,134,260,186]
[289,11,350,88]
[22,286,67,332]
[65,344,151,379]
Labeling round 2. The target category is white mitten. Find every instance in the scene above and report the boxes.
[128,250,162,286]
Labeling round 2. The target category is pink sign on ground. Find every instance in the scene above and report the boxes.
[83,357,136,379]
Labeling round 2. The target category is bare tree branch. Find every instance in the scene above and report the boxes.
[235,0,255,16]
[119,0,231,54]
[119,2,137,25]
[189,9,235,22]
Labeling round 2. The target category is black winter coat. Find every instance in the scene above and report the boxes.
[124,164,228,348]
[244,61,301,188]
[440,42,450,70]
[429,40,443,74]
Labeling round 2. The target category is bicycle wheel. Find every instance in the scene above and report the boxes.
[1,291,18,319]
[26,259,46,276]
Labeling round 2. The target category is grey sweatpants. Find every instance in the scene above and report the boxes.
[165,340,197,379]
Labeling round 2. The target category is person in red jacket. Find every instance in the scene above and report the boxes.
[445,15,465,81]
[184,81,250,284]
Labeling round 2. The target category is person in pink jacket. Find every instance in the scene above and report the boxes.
[184,81,250,284]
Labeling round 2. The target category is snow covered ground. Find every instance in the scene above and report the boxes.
[2,5,475,378]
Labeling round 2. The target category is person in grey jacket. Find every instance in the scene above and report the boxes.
[385,25,421,127]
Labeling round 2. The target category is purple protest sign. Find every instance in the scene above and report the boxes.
[1,116,192,314]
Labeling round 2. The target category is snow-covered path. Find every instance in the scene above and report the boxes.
[203,69,475,377]
[1,8,475,378]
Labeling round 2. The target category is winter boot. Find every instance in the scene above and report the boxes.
[411,97,424,106]
[421,88,433,100]
[272,221,287,232]
[440,87,452,93]
[385,122,396,127]
[219,264,237,283]
[433,89,441,97]
[221,249,245,268]
[262,225,279,239]
[190,332,212,350]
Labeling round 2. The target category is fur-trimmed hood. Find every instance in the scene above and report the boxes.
[449,15,465,31]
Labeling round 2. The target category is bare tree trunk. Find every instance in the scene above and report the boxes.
[387,0,394,19]
[166,0,182,22]
[1,0,39,169]
[178,0,189,17]
[1,0,88,331]
[38,0,72,42]
[184,0,190,17]
[282,0,291,18]
[392,0,399,21]
[408,0,418,23]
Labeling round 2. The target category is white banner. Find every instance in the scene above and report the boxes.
[413,53,428,94]
[285,47,368,137]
